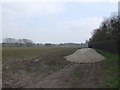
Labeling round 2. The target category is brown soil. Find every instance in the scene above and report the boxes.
[2,48,106,88]
[3,62,106,88]
[25,63,106,88]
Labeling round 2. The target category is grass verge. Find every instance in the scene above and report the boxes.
[97,50,119,88]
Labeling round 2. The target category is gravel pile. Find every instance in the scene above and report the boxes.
[64,48,105,63]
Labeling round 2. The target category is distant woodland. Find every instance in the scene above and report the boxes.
[2,38,88,48]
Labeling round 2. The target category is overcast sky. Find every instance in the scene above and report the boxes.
[1,0,119,44]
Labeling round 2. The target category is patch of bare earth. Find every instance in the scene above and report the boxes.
[25,48,106,88]
[3,48,106,88]
[25,63,106,88]
[3,61,106,88]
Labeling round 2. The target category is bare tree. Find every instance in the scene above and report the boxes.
[2,38,18,44]
[2,38,34,47]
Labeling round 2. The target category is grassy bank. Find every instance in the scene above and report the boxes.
[97,50,119,88]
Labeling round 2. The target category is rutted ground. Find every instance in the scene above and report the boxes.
[2,47,78,88]
[2,47,118,88]
[26,63,106,88]
[26,48,106,88]
[3,62,106,88]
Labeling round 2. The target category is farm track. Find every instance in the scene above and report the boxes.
[26,63,105,88]
[2,47,109,88]
[2,47,79,88]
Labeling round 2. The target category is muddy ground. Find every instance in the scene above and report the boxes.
[25,63,106,88]
[2,47,118,88]
[3,62,106,88]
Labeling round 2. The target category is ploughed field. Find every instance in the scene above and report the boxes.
[2,47,79,88]
[2,47,119,88]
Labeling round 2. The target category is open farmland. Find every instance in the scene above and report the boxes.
[2,47,119,88]
[2,47,79,88]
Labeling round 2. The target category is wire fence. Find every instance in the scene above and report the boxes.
[88,41,119,54]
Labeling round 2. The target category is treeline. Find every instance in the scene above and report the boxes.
[89,14,120,53]
[2,38,34,47]
[2,38,88,48]
[89,14,119,43]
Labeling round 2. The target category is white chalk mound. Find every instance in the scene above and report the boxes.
[64,48,105,63]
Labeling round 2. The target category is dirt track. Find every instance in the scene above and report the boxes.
[25,48,106,88]
[3,48,107,88]
[25,63,105,88]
